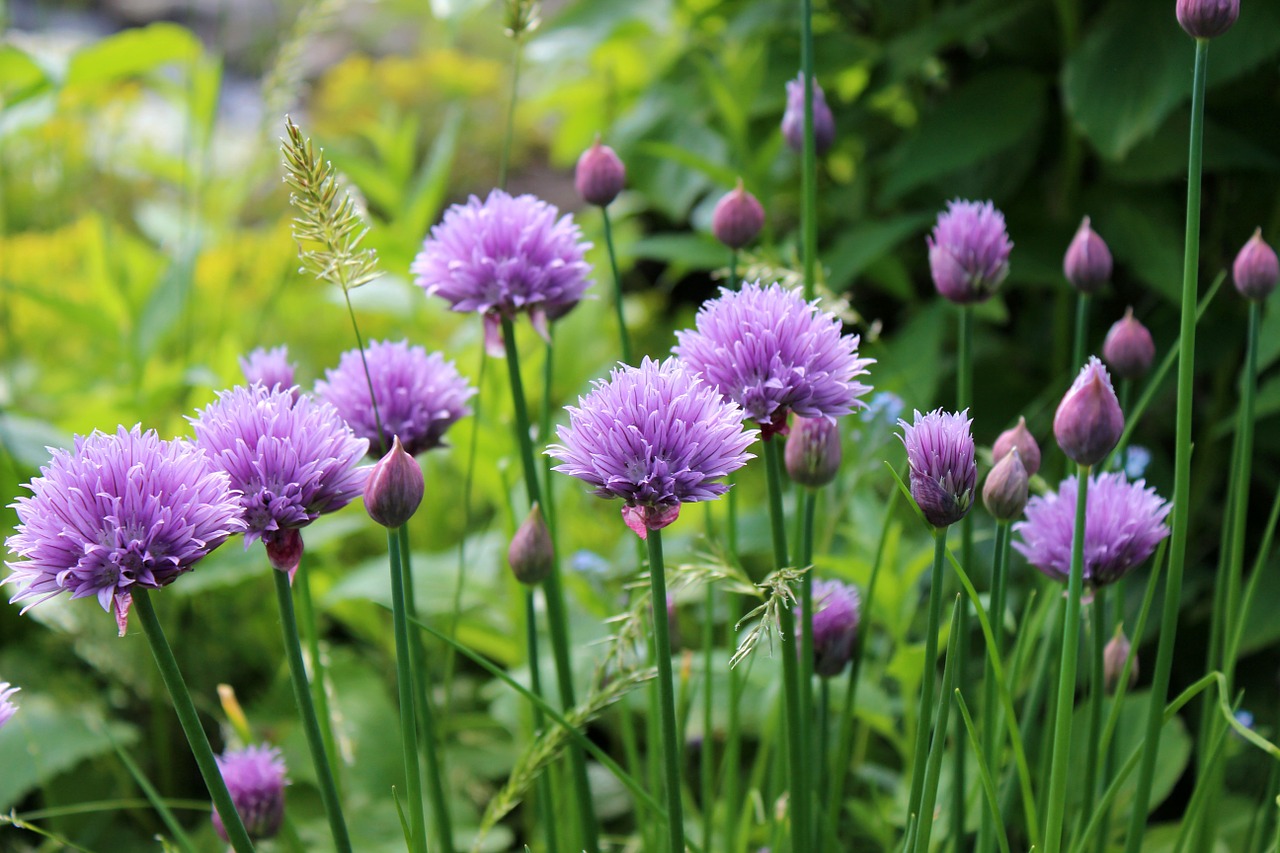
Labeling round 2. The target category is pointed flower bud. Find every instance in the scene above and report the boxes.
[1103,628,1137,694]
[508,503,554,585]
[927,199,1013,304]
[795,579,861,678]
[1102,308,1156,381]
[992,416,1041,478]
[898,409,977,528]
[1233,228,1279,301]
[1063,216,1112,294]
[363,436,424,528]
[785,416,843,488]
[212,745,288,842]
[711,179,765,250]
[1054,357,1124,467]
[781,73,836,155]
[575,136,626,207]
[1176,0,1238,39]
[984,448,1029,521]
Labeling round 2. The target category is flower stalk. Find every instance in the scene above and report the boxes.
[646,529,686,853]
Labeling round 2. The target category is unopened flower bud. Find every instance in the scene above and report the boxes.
[1054,357,1124,467]
[1063,216,1112,294]
[264,528,304,583]
[796,579,861,678]
[212,745,288,842]
[785,416,842,488]
[1102,307,1156,380]
[712,179,765,250]
[363,436,424,528]
[1233,228,1279,301]
[1176,0,1238,39]
[781,73,836,155]
[992,416,1041,478]
[508,503,553,585]
[983,448,1029,521]
[574,137,626,207]
[1104,628,1137,694]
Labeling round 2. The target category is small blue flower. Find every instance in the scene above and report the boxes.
[1123,446,1152,480]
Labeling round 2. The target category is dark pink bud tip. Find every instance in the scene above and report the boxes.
[265,528,305,583]
[1233,228,1279,301]
[1102,307,1156,380]
[508,503,554,585]
[622,503,681,539]
[992,416,1042,478]
[1176,0,1239,39]
[785,416,843,488]
[1063,216,1113,293]
[574,137,626,207]
[711,179,765,250]
[1054,357,1124,467]
[363,436,425,529]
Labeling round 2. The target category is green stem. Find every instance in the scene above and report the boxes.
[800,0,817,303]
[132,590,256,853]
[647,530,687,853]
[1224,300,1259,687]
[498,40,522,190]
[723,595,743,853]
[601,207,632,364]
[906,530,949,846]
[800,488,817,839]
[1044,463,1090,853]
[291,562,341,794]
[1072,292,1091,373]
[526,590,562,853]
[386,530,428,853]
[1080,585,1108,829]
[912,599,964,853]
[1123,38,1209,853]
[954,303,973,852]
[977,521,1011,853]
[702,581,715,853]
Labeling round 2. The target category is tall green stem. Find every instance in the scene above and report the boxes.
[133,589,257,853]
[526,590,562,853]
[291,560,341,792]
[498,41,522,190]
[387,530,428,853]
[646,529,687,853]
[799,488,818,838]
[1224,300,1259,687]
[1072,293,1091,372]
[601,207,631,364]
[912,599,964,853]
[906,530,949,846]
[977,520,1011,853]
[701,580,715,853]
[954,303,973,851]
[1080,586,1108,829]
[1124,38,1210,853]
[800,0,817,303]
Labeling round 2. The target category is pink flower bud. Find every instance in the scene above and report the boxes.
[1104,628,1137,694]
[983,448,1029,521]
[508,503,554,585]
[1102,307,1156,380]
[264,528,304,584]
[781,73,836,155]
[785,416,842,488]
[1054,357,1124,467]
[1063,216,1112,294]
[574,137,626,207]
[363,436,424,528]
[712,179,765,250]
[1233,228,1279,301]
[1176,0,1238,39]
[992,416,1042,478]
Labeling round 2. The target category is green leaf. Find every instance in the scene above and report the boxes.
[824,212,935,294]
[64,23,203,92]
[0,45,53,105]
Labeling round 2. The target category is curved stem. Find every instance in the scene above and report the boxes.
[386,529,427,853]
[647,529,687,853]
[601,207,631,364]
[133,589,257,853]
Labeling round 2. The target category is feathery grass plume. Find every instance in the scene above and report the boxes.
[730,566,810,669]
[261,0,347,129]
[282,116,381,292]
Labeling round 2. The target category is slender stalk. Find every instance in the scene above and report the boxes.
[977,520,1010,853]
[1224,300,1259,685]
[954,303,974,851]
[1072,293,1091,373]
[386,530,428,853]
[1080,585,1108,829]
[443,350,486,701]
[702,581,715,853]
[1124,39,1210,853]
[601,207,632,364]
[646,530,687,853]
[498,40,523,190]
[800,0,817,303]
[906,530,949,846]
[799,488,818,840]
[912,599,963,853]
[1044,464,1090,853]
[527,590,562,853]
[722,594,744,853]
[132,590,257,853]
[291,560,341,792]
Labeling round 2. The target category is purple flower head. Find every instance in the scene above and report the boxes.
[547,357,758,538]
[316,339,474,457]
[1233,228,1279,301]
[239,346,297,397]
[782,73,836,155]
[212,744,288,842]
[190,385,369,578]
[796,579,861,678]
[575,137,626,207]
[0,682,19,731]
[1013,471,1171,586]
[898,409,977,528]
[674,281,874,438]
[1054,357,1124,467]
[1102,308,1156,381]
[1176,0,1238,39]
[412,189,593,351]
[927,200,1013,304]
[1063,216,1113,294]
[5,426,244,635]
[711,180,766,251]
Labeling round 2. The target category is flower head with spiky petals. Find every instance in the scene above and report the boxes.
[1013,471,1171,587]
[796,579,861,678]
[212,744,288,842]
[5,426,244,635]
[412,189,593,352]
[674,281,873,438]
[0,682,20,731]
[547,357,758,538]
[190,385,368,578]
[927,199,1013,304]
[239,346,297,396]
[898,409,977,528]
[316,339,474,457]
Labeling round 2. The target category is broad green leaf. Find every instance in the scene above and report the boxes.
[0,45,52,105]
[824,212,934,293]
[64,23,203,93]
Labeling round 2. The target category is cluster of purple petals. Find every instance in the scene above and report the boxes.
[190,384,369,549]
[239,346,297,395]
[547,357,758,535]
[674,281,873,436]
[898,409,976,528]
[4,426,244,634]
[411,189,592,331]
[803,579,861,678]
[1013,471,1171,586]
[927,200,1013,304]
[316,339,475,457]
[212,744,288,842]
[0,682,19,731]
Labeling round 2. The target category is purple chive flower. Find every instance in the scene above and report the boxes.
[1055,357,1124,468]
[212,744,288,842]
[674,281,874,438]
[4,426,243,635]
[0,682,19,731]
[927,199,1013,304]
[1102,308,1156,381]
[1176,0,1238,39]
[1063,216,1113,294]
[547,357,758,538]
[796,579,861,678]
[898,409,977,528]
[711,180,766,251]
[1233,228,1279,301]
[1013,471,1171,586]
[190,384,369,578]
[781,73,836,155]
[316,339,474,457]
[239,346,297,396]
[412,189,593,352]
